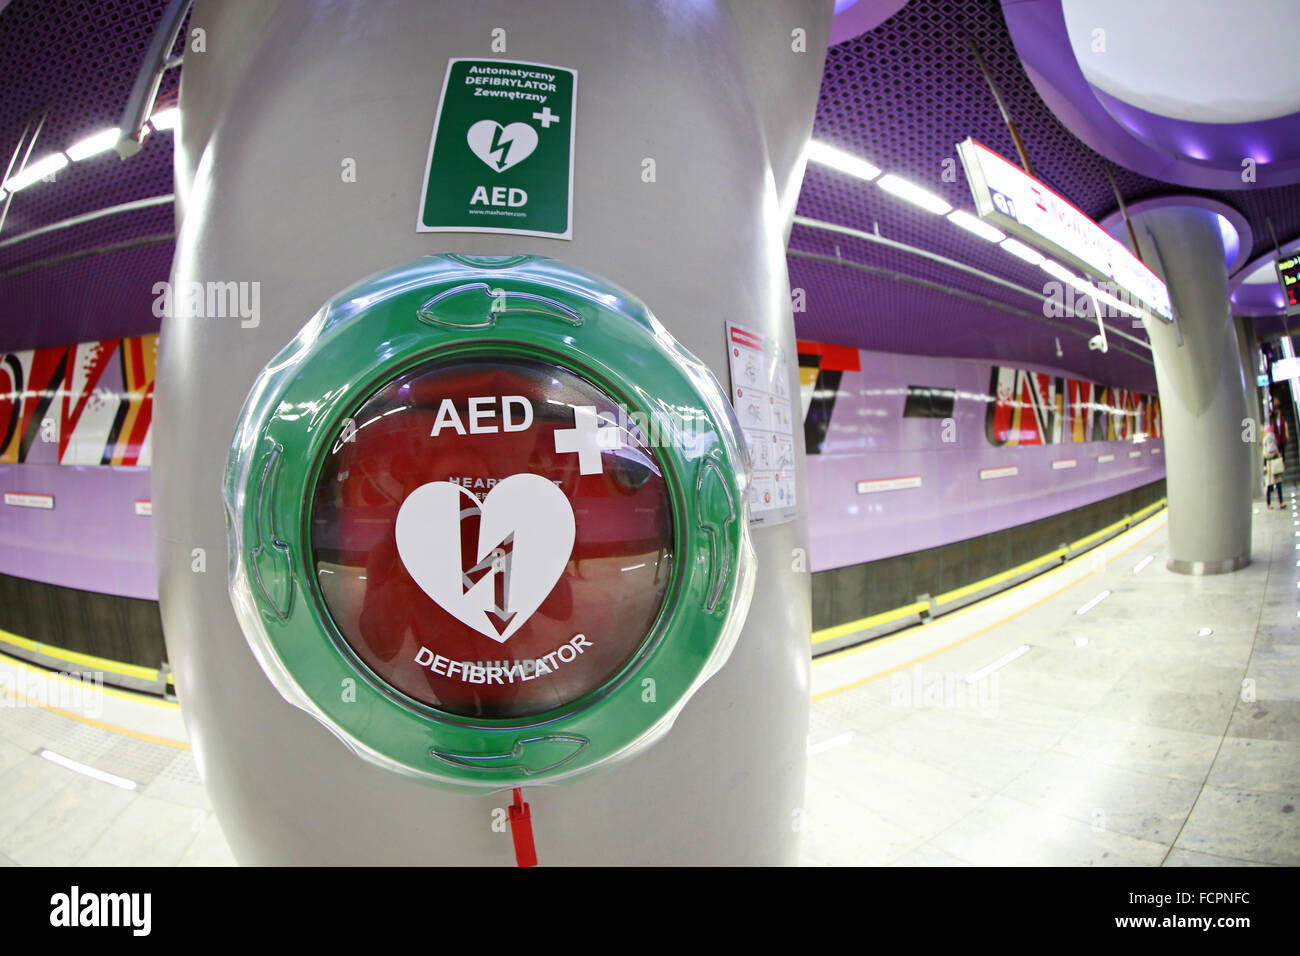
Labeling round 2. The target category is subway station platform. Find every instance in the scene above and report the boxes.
[3,0,1300,886]
[2,495,1294,867]
[804,497,1299,866]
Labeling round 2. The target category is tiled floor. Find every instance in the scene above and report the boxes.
[0,497,1295,866]
[803,496,1300,866]
[0,666,236,866]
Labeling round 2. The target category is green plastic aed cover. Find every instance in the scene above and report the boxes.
[224,254,754,791]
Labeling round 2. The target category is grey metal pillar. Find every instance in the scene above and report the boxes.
[1235,315,1264,500]
[156,0,831,864]
[1128,206,1252,573]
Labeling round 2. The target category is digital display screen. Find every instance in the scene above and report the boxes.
[1277,254,1300,315]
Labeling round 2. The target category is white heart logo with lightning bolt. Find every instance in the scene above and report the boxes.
[466,120,539,172]
[395,473,574,643]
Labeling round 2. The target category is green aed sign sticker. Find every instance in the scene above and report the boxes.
[417,59,576,239]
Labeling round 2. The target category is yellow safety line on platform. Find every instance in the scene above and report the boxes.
[1068,516,1130,552]
[934,547,1067,607]
[811,498,1170,645]
[0,649,179,711]
[811,600,930,645]
[1129,498,1167,523]
[0,628,169,684]
[810,509,1168,702]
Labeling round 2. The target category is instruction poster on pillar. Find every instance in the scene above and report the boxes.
[725,321,797,526]
[417,58,576,239]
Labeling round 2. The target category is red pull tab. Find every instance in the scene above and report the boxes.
[508,787,538,867]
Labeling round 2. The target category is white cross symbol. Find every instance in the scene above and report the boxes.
[532,106,560,129]
[554,405,622,475]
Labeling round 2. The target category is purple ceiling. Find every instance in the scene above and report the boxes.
[795,0,1300,391]
[1002,0,1300,191]
[0,0,1296,388]
[0,0,179,352]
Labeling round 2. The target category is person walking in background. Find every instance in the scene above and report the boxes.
[1264,420,1285,507]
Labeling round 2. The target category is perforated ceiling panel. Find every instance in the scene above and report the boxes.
[0,0,1295,365]
[0,0,180,351]
[791,0,1300,386]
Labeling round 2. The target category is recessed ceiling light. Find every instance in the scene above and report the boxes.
[1000,237,1045,265]
[149,107,179,131]
[947,209,1005,242]
[877,173,952,214]
[66,127,121,161]
[2,153,69,192]
[1196,627,1213,636]
[805,140,880,181]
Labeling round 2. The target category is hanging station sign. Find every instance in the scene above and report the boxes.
[224,255,754,790]
[417,59,577,239]
[956,137,1173,323]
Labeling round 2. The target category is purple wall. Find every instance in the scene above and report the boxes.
[806,349,1165,573]
[1,334,158,601]
[0,463,155,600]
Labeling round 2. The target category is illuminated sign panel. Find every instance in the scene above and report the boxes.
[1277,253,1300,315]
[957,138,1173,322]
[1272,356,1300,382]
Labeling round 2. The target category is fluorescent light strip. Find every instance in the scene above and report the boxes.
[1132,554,1154,574]
[1041,259,1147,319]
[806,140,880,181]
[876,173,952,214]
[1075,589,1112,615]
[38,749,138,791]
[1084,282,1145,318]
[1041,259,1087,288]
[964,644,1030,684]
[3,153,69,193]
[999,237,1045,265]
[947,209,1005,243]
[149,107,179,131]
[67,127,121,161]
[806,731,853,756]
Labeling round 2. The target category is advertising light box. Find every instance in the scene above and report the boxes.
[957,138,1173,323]
[1272,356,1300,382]
[1277,253,1300,316]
